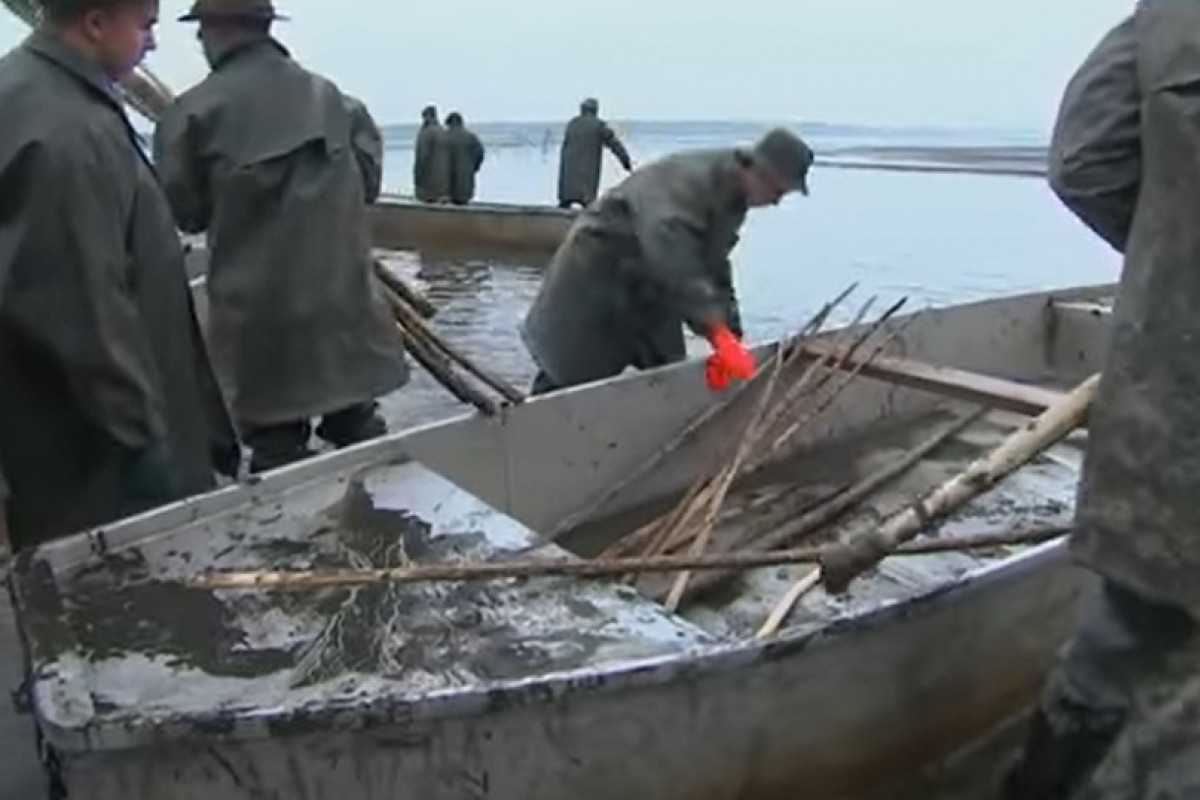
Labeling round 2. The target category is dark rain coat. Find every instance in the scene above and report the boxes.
[521,148,746,388]
[153,37,408,430]
[1049,4,1200,793]
[1052,1,1200,618]
[444,125,485,205]
[0,32,236,550]
[557,112,632,206]
[413,120,449,202]
[344,94,383,203]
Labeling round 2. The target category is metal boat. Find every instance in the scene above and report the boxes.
[7,284,1115,800]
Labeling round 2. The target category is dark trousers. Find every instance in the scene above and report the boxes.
[1004,579,1197,799]
[243,401,386,473]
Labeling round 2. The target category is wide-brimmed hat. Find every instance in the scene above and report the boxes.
[179,0,287,22]
[750,127,814,195]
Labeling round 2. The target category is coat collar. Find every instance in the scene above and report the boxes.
[210,35,289,71]
[23,28,125,112]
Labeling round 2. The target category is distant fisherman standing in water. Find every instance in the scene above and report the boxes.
[557,97,632,209]
[522,127,813,395]
[443,111,485,205]
[154,0,409,473]
[0,0,237,552]
[414,104,449,203]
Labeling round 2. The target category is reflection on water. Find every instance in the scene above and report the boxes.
[375,145,1120,432]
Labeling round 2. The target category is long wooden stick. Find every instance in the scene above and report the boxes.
[373,260,437,319]
[661,343,789,608]
[820,374,1099,594]
[189,524,1070,591]
[756,569,821,638]
[391,319,500,415]
[555,285,857,544]
[662,406,988,604]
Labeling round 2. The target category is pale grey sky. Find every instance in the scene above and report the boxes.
[0,0,1133,129]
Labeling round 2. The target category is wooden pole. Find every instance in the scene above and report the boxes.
[189,524,1070,591]
[373,260,437,319]
[820,374,1099,594]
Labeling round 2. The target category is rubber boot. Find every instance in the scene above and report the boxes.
[1000,704,1123,800]
[315,403,387,448]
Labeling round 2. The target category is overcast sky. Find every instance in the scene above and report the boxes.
[0,0,1133,129]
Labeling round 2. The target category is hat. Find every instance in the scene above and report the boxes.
[750,127,814,195]
[581,97,599,112]
[179,0,287,22]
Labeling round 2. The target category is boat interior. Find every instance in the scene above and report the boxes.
[12,285,1114,794]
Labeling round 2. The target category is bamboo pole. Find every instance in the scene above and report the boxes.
[820,374,1099,594]
[189,524,1070,591]
[662,406,988,605]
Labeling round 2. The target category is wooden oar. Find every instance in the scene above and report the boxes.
[820,374,1099,594]
[188,523,1070,591]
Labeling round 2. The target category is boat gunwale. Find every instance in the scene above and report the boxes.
[374,194,577,220]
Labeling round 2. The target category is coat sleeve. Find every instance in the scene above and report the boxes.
[713,253,743,338]
[153,103,212,234]
[602,124,633,171]
[630,171,729,337]
[345,95,384,204]
[0,132,164,450]
[472,133,485,172]
[1047,14,1141,253]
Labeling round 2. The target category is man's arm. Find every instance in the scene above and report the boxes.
[153,103,212,234]
[1048,14,1141,253]
[602,123,633,171]
[631,173,729,336]
[344,95,384,204]
[0,132,164,450]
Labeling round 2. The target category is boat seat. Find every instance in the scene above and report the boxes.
[18,459,716,735]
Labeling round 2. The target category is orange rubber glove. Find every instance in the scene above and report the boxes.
[705,323,755,390]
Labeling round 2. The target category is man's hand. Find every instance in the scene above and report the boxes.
[705,323,755,391]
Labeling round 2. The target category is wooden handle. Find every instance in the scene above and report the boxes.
[820,374,1099,594]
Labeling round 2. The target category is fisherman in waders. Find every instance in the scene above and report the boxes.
[1002,3,1200,798]
[0,0,238,556]
[443,111,485,206]
[557,97,632,209]
[521,127,813,395]
[154,0,409,474]
[414,104,450,203]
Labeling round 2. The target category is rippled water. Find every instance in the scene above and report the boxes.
[373,126,1119,430]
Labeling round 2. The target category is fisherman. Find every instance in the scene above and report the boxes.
[557,97,633,209]
[414,104,449,203]
[443,111,485,206]
[521,127,813,395]
[0,0,238,553]
[154,0,409,473]
[1002,3,1200,798]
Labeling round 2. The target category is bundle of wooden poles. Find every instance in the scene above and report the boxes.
[0,0,527,416]
[372,261,526,414]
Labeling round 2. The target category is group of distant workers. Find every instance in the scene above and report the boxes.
[412,96,637,210]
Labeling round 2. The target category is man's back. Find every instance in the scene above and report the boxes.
[154,37,407,431]
[558,113,630,206]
